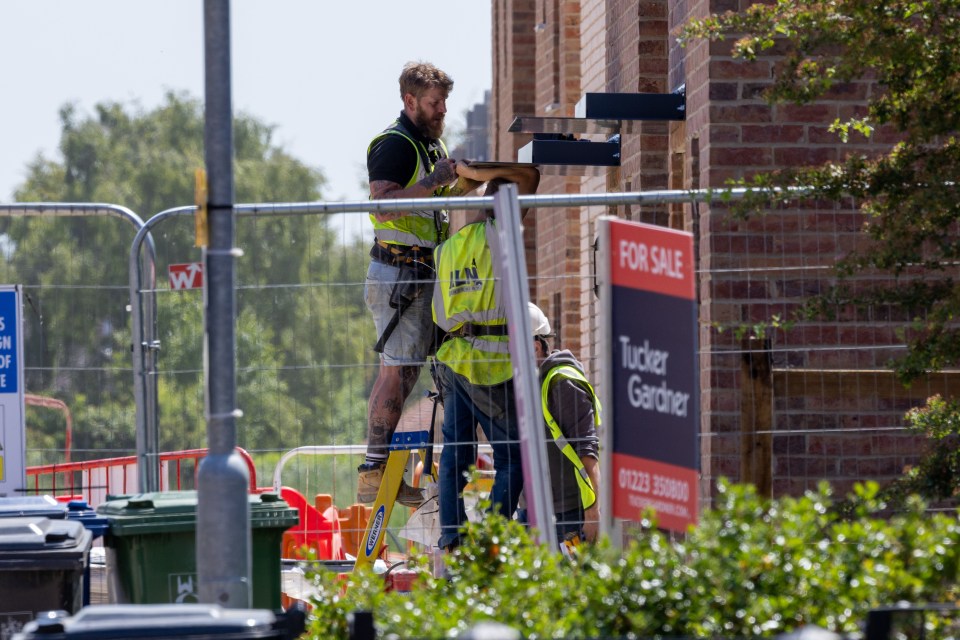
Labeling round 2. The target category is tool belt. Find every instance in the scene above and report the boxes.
[370,240,433,268]
[449,323,509,338]
[371,243,437,354]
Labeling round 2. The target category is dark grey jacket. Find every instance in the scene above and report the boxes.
[540,349,600,514]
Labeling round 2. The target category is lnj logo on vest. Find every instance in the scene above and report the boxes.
[365,505,387,557]
[448,258,482,295]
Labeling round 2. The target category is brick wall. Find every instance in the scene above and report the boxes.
[610,0,671,207]
[525,0,586,357]
[577,0,607,383]
[680,0,925,500]
[492,0,539,296]
[492,0,929,509]
[492,0,538,164]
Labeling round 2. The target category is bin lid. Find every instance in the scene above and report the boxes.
[64,500,110,539]
[16,604,282,639]
[65,500,96,516]
[65,500,110,522]
[98,491,298,537]
[0,517,92,565]
[0,495,67,519]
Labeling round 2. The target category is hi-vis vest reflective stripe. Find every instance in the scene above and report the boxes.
[542,364,601,510]
[433,220,512,386]
[367,121,449,248]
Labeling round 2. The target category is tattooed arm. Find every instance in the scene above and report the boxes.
[370,158,458,222]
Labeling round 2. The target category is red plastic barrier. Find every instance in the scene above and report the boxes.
[279,487,345,562]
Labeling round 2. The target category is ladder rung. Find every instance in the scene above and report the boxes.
[389,430,430,450]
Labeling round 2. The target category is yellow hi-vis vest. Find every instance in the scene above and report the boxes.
[432,220,512,386]
[367,121,450,248]
[542,364,602,510]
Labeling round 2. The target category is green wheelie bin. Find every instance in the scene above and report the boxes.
[97,491,298,609]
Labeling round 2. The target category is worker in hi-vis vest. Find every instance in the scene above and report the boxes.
[359,60,461,508]
[528,302,602,544]
[431,166,540,551]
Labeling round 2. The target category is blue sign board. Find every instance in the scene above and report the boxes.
[0,289,18,394]
[0,285,24,495]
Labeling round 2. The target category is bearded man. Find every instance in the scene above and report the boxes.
[358,61,461,507]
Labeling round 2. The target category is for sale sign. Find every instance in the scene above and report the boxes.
[0,286,25,497]
[600,218,698,533]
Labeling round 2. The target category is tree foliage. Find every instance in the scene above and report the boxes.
[680,0,960,383]
[305,481,960,639]
[865,394,960,510]
[7,92,374,467]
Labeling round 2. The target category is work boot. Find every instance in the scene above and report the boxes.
[357,462,427,508]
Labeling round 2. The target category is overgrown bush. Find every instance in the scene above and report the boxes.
[304,481,959,639]
[830,395,960,520]
[890,395,960,507]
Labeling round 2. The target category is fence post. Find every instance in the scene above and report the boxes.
[494,184,557,550]
[740,335,773,497]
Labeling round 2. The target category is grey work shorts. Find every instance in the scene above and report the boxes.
[364,259,435,366]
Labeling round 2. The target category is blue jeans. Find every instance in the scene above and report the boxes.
[437,364,523,549]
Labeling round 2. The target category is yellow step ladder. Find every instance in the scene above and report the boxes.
[354,429,432,572]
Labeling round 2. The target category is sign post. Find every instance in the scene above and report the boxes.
[599,218,699,538]
[0,286,25,496]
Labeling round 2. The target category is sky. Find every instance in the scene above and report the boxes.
[0,1,492,239]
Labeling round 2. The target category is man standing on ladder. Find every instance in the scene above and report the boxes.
[360,61,472,507]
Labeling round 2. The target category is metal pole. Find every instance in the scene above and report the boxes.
[596,218,620,545]
[227,185,781,217]
[0,202,144,226]
[138,238,160,493]
[129,208,190,492]
[197,0,252,608]
[492,184,557,550]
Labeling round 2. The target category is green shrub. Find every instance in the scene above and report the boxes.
[303,481,959,639]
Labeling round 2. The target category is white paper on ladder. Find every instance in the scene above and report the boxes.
[398,482,484,546]
[398,483,440,545]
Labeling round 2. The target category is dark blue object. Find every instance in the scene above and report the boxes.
[65,501,109,540]
[575,91,686,120]
[65,500,110,606]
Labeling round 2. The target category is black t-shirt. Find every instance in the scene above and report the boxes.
[367,112,440,187]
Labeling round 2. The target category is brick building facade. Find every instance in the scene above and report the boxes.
[490,0,942,507]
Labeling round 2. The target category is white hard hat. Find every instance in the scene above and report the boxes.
[528,302,552,337]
